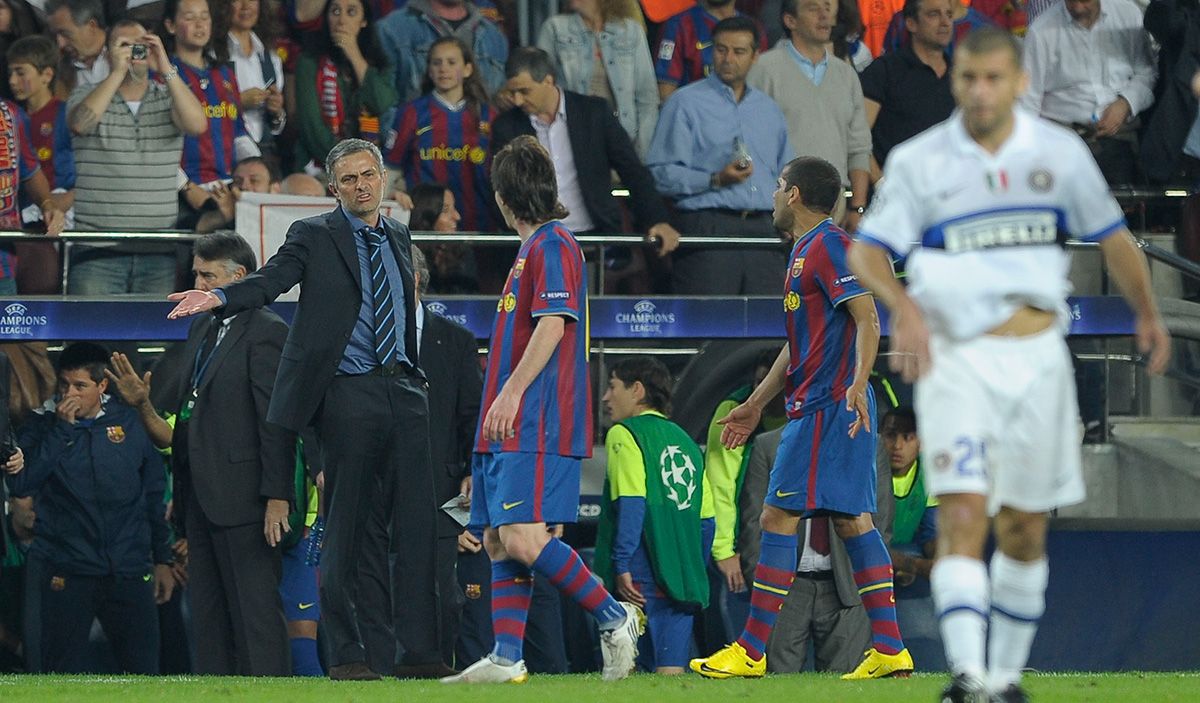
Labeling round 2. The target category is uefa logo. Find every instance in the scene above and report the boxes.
[5,303,27,316]
[0,301,47,336]
[426,301,470,326]
[616,299,676,334]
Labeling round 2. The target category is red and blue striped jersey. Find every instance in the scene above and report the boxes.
[783,219,869,419]
[0,99,39,275]
[384,95,497,232]
[172,58,248,184]
[475,221,592,458]
[654,7,768,87]
[28,99,75,190]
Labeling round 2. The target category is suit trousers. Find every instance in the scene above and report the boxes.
[765,574,870,673]
[185,492,290,675]
[318,371,440,668]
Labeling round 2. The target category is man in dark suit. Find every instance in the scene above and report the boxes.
[492,47,681,254]
[167,139,445,681]
[172,232,294,675]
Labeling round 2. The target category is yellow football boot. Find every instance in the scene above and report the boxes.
[841,647,914,680]
[689,642,766,679]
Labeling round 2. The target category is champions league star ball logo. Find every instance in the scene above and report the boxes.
[426,301,470,326]
[615,299,676,334]
[0,302,48,337]
[659,445,697,511]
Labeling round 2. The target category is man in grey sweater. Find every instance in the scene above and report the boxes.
[748,0,871,231]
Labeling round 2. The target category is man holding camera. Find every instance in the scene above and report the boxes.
[66,18,206,294]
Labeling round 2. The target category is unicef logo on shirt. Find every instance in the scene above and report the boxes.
[659,445,697,511]
[0,302,48,337]
[425,301,469,326]
[615,299,677,335]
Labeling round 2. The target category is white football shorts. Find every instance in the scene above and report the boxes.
[916,325,1085,515]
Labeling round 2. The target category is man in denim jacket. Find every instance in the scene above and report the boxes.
[377,0,509,102]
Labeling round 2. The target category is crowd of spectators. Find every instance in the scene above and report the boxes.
[0,0,1193,297]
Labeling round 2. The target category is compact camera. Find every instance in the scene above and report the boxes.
[131,44,148,60]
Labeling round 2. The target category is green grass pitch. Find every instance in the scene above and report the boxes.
[1,672,1198,702]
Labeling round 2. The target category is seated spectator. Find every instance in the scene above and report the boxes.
[292,0,396,175]
[67,20,207,294]
[647,17,790,294]
[594,357,713,675]
[736,424,872,673]
[6,342,174,674]
[409,182,481,294]
[1142,0,1200,184]
[280,171,325,195]
[537,0,658,158]
[653,0,768,100]
[385,36,498,232]
[492,48,680,248]
[879,406,943,670]
[7,36,75,227]
[831,0,873,71]
[376,0,509,103]
[196,155,281,231]
[859,0,954,180]
[879,0,993,55]
[1022,0,1156,186]
[46,0,111,92]
[163,0,260,226]
[748,0,872,231]
[222,0,287,157]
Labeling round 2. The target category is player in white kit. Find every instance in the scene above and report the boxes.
[847,28,1171,703]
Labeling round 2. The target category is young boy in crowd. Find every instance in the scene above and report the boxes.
[6,35,74,226]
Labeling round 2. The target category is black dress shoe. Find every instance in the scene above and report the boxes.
[329,662,382,681]
[393,661,459,679]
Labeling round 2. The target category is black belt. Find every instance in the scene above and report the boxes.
[365,362,413,378]
[695,208,772,220]
[796,570,835,581]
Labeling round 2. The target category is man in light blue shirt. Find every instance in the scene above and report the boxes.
[647,16,793,295]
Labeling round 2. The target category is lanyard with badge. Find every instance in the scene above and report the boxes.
[179,322,221,422]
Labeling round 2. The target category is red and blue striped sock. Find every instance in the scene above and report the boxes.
[735,529,798,660]
[490,559,533,664]
[844,529,905,655]
[531,537,627,628]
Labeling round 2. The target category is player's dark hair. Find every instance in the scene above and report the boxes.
[782,156,842,215]
[6,35,59,75]
[712,16,760,48]
[882,405,917,434]
[194,231,258,275]
[492,135,569,224]
[505,46,556,82]
[903,0,924,20]
[422,36,491,119]
[956,27,1022,70]
[57,342,110,383]
[611,357,673,414]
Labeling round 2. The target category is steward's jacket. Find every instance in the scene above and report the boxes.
[7,399,171,576]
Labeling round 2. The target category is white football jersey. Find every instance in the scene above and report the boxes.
[857,108,1125,340]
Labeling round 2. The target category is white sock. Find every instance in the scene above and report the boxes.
[988,552,1048,691]
[931,555,989,680]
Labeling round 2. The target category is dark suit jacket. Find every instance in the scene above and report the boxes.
[738,426,895,609]
[174,310,296,527]
[420,307,483,538]
[1142,0,1200,182]
[491,90,670,234]
[218,208,422,432]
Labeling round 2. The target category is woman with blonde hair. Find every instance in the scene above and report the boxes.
[537,0,658,158]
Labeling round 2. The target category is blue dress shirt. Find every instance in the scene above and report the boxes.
[786,41,828,86]
[340,206,410,374]
[646,73,793,212]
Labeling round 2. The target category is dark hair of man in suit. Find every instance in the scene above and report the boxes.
[504,46,555,82]
[194,232,258,276]
[56,342,109,384]
[410,244,430,296]
[491,135,569,225]
[610,356,673,415]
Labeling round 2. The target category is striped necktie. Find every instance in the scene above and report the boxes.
[362,226,398,365]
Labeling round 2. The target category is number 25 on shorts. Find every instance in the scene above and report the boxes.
[952,437,987,479]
